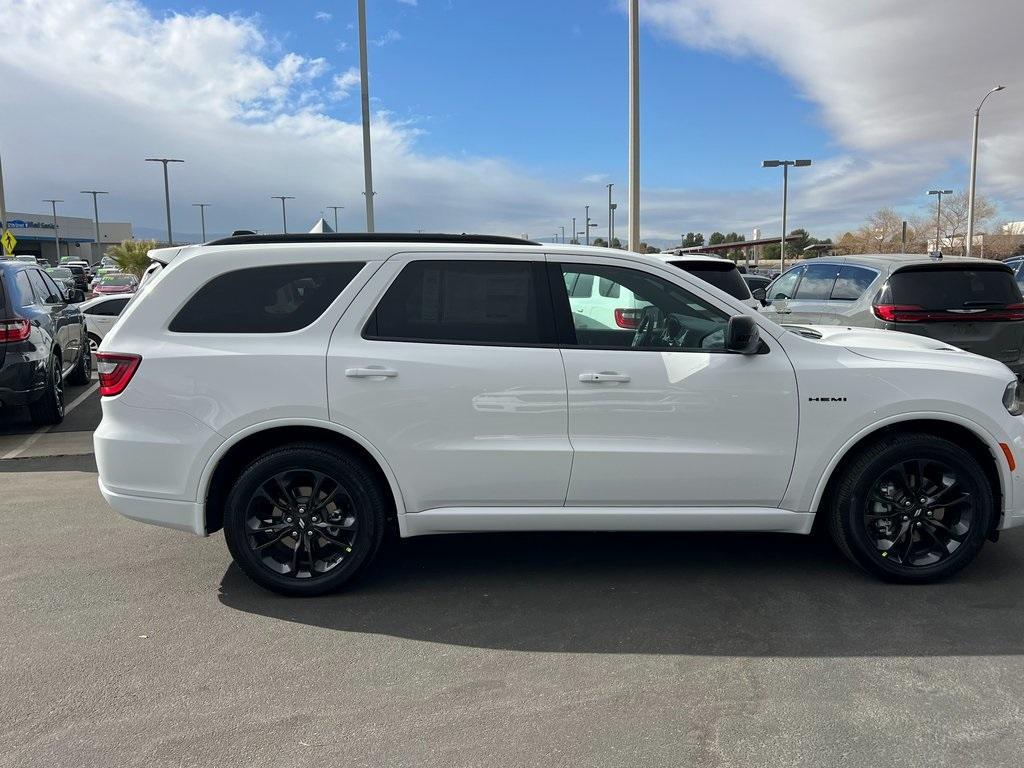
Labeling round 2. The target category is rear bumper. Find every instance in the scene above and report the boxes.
[0,355,45,407]
[99,479,203,534]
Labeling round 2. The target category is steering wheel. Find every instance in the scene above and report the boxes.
[631,306,663,348]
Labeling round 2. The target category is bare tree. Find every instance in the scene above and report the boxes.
[925,191,996,253]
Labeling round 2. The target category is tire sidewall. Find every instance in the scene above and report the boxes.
[840,439,992,581]
[223,448,384,595]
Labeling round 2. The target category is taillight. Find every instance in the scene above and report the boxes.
[874,303,1024,323]
[96,353,141,396]
[614,308,643,329]
[0,318,31,342]
[872,304,923,322]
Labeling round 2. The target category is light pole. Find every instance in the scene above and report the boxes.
[571,216,576,244]
[43,199,63,262]
[762,159,811,274]
[559,225,565,244]
[271,196,295,233]
[145,158,184,245]
[966,85,1005,257]
[928,189,953,255]
[610,203,617,247]
[0,147,8,238]
[584,205,592,245]
[327,205,344,232]
[627,0,640,252]
[357,0,375,232]
[606,183,614,246]
[192,203,211,241]
[80,190,108,261]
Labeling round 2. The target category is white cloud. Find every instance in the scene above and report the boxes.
[335,40,349,52]
[397,0,418,5]
[331,67,362,100]
[314,10,331,22]
[582,173,609,184]
[372,29,403,47]
[640,0,1024,223]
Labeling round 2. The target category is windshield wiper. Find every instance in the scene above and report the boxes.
[961,300,1005,307]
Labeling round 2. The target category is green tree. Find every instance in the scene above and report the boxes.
[592,237,608,248]
[610,237,624,249]
[708,232,726,246]
[108,239,156,278]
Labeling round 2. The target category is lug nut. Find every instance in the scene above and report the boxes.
[311,516,319,523]
[903,515,909,521]
[307,530,315,536]
[285,517,293,523]
[915,522,922,527]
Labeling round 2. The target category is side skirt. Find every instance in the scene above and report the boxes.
[402,507,814,537]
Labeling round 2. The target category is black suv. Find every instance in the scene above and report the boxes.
[0,262,91,424]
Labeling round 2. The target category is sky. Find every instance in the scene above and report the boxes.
[0,0,1021,245]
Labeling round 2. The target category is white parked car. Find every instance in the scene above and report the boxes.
[95,233,1024,595]
[79,294,131,351]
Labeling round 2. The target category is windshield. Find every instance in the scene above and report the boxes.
[887,266,1022,309]
[668,260,752,300]
[48,268,73,278]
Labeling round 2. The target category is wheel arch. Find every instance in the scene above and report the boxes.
[812,415,1006,536]
[199,419,406,537]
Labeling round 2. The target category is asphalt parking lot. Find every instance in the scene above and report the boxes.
[3,435,1024,767]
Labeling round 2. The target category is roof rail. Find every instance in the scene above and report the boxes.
[204,232,541,247]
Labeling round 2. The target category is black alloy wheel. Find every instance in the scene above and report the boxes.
[828,433,993,583]
[224,445,387,596]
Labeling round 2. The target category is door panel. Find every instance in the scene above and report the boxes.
[326,255,572,512]
[554,259,799,507]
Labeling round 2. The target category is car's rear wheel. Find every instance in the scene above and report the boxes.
[828,433,993,582]
[67,337,91,386]
[87,333,101,353]
[28,354,65,426]
[223,444,387,596]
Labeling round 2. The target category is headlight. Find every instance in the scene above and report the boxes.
[1003,380,1024,416]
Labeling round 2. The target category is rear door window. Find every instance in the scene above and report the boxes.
[169,262,364,333]
[668,260,751,300]
[831,266,877,301]
[86,297,130,316]
[13,271,36,308]
[794,264,839,300]
[888,266,1023,309]
[366,260,553,345]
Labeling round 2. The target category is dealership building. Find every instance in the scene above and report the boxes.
[2,210,133,264]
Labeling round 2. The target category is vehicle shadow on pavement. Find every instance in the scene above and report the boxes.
[218,530,1024,656]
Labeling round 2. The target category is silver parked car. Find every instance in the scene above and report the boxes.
[761,254,1024,377]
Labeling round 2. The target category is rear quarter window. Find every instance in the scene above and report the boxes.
[169,262,364,333]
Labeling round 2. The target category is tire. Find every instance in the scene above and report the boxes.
[223,444,387,596]
[28,354,65,426]
[87,333,101,353]
[827,432,993,583]
[67,336,92,386]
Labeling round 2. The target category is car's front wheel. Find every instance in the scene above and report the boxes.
[828,432,994,583]
[223,444,388,596]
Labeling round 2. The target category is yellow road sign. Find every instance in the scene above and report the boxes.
[1,229,16,256]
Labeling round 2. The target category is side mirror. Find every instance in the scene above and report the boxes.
[751,287,767,305]
[725,315,761,355]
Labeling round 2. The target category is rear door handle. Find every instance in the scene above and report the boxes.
[579,371,630,383]
[345,367,398,378]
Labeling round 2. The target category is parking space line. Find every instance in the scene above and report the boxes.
[1,381,100,460]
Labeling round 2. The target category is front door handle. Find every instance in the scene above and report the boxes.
[345,367,398,378]
[579,371,630,383]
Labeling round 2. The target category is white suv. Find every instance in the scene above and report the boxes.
[94,233,1024,595]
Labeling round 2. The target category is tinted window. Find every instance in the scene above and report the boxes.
[831,266,877,300]
[367,260,550,345]
[669,260,751,300]
[13,271,35,308]
[597,277,620,298]
[560,264,729,351]
[86,297,129,317]
[39,271,65,301]
[794,264,839,300]
[28,270,59,303]
[887,266,1022,309]
[170,262,364,333]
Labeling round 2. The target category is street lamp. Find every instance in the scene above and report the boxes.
[145,158,184,245]
[42,199,63,262]
[357,0,375,232]
[762,159,811,274]
[192,203,211,241]
[584,205,592,245]
[928,189,954,255]
[271,196,295,233]
[610,203,617,247]
[966,85,1005,257]
[559,225,566,244]
[606,183,614,247]
[571,216,576,244]
[326,205,344,232]
[80,190,109,260]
